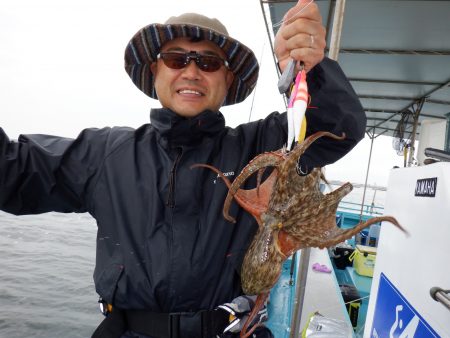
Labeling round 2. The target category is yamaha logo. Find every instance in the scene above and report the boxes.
[415,177,437,197]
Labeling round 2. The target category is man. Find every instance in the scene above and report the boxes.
[0,3,366,338]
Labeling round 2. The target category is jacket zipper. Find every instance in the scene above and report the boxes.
[166,147,182,208]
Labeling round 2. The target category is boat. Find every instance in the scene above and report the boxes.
[258,1,450,337]
[265,184,388,337]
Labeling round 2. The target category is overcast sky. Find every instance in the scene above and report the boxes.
[0,0,404,189]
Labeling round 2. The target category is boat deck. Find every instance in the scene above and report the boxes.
[267,248,353,337]
[263,199,385,337]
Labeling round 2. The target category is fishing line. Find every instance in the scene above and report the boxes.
[272,0,314,28]
[355,324,365,336]
[309,294,370,315]
[247,42,266,123]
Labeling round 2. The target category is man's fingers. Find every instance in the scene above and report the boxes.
[281,6,323,41]
[283,0,320,26]
[284,32,318,51]
[290,47,324,72]
[274,0,326,73]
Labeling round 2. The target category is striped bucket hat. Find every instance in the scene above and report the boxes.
[124,13,259,106]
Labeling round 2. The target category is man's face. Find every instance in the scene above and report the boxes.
[151,38,234,117]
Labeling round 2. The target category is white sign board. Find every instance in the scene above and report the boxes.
[364,163,450,337]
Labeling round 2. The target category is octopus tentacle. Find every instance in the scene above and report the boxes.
[226,170,278,225]
[288,131,346,164]
[285,131,345,169]
[276,132,346,192]
[280,182,352,233]
[256,167,267,198]
[223,151,285,222]
[240,292,269,338]
[190,163,276,225]
[290,216,406,250]
[190,163,232,189]
[226,151,284,194]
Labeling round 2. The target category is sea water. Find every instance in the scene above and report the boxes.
[0,211,102,338]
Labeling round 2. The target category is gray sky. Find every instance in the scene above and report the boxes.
[0,0,404,188]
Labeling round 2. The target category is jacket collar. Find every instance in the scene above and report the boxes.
[150,108,226,146]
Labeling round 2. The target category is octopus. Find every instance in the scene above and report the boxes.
[192,131,406,338]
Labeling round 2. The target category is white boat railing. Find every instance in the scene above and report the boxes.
[337,200,384,216]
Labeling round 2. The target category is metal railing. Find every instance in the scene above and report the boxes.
[338,200,384,216]
[430,287,450,311]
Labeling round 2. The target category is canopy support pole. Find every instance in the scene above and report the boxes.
[360,132,375,221]
[407,98,425,166]
[328,0,347,61]
[290,1,347,336]
[289,248,312,338]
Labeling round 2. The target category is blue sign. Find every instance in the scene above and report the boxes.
[371,273,440,338]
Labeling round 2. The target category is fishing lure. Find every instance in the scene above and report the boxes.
[286,64,308,150]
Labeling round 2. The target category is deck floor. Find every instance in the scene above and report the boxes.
[267,248,353,337]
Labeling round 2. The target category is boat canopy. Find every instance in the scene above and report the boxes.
[260,0,450,141]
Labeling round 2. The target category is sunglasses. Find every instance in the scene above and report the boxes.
[157,51,229,72]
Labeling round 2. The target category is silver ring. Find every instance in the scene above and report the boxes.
[310,34,315,48]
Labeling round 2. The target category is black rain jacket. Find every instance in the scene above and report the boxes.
[0,58,366,312]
